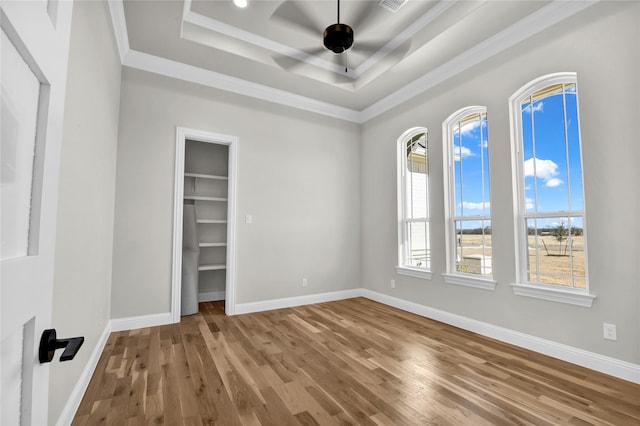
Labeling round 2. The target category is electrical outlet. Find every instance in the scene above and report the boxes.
[302,278,308,288]
[390,279,396,289]
[245,214,253,224]
[603,323,617,341]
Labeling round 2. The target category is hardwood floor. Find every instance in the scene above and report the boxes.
[73,298,640,425]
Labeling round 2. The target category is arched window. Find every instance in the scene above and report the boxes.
[443,107,495,290]
[397,128,431,279]
[509,72,594,307]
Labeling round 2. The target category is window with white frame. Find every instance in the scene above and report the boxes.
[509,73,592,305]
[443,107,493,288]
[397,128,431,279]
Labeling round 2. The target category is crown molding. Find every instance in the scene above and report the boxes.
[108,1,360,122]
[106,0,129,63]
[109,0,599,125]
[123,49,362,123]
[359,0,599,122]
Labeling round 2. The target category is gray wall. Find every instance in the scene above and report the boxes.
[360,2,639,364]
[50,1,121,422]
[111,69,361,318]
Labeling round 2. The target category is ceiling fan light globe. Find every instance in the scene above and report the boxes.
[323,23,354,54]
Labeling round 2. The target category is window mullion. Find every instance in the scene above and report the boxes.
[533,217,540,283]
[562,84,573,213]
[561,84,576,289]
[479,114,487,217]
[457,124,465,218]
[530,95,540,214]
[523,211,581,220]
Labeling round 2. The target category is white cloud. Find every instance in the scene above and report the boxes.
[461,201,489,210]
[522,101,544,114]
[546,178,564,187]
[458,120,480,135]
[525,197,534,209]
[524,157,563,187]
[454,146,473,161]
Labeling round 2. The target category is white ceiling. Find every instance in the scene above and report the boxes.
[115,0,598,122]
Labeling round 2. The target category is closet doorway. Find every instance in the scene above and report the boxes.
[172,127,238,319]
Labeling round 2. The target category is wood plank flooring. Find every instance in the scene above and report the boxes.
[73,298,640,425]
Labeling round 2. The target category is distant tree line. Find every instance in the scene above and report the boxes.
[456,225,584,237]
[458,227,492,235]
[527,226,583,236]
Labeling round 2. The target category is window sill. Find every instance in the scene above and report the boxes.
[396,266,432,280]
[442,273,496,291]
[511,283,596,307]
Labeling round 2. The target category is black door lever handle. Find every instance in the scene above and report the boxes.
[39,329,85,363]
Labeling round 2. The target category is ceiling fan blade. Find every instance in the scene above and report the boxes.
[349,1,377,31]
[272,46,327,71]
[331,52,346,70]
[383,39,413,64]
[364,39,412,71]
[353,39,412,63]
[271,1,324,39]
[352,40,384,54]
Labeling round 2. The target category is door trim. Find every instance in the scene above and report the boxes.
[172,127,238,321]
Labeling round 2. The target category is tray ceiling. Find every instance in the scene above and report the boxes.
[115,0,598,122]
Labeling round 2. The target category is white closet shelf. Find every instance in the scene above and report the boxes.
[197,219,227,224]
[185,172,228,180]
[198,264,226,271]
[199,242,227,247]
[184,195,227,201]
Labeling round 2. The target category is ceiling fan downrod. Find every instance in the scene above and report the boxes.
[323,0,354,54]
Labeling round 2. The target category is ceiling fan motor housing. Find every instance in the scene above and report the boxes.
[323,23,354,53]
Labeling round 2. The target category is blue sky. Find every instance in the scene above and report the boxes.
[453,113,490,229]
[521,88,584,229]
[450,88,584,231]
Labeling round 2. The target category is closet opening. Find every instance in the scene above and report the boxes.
[172,128,238,320]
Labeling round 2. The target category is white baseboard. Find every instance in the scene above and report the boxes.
[198,290,225,303]
[55,321,112,426]
[361,289,640,384]
[110,312,174,332]
[234,288,362,315]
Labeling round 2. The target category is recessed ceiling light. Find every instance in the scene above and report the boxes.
[233,0,247,8]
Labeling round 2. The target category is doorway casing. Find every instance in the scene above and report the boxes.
[172,127,238,320]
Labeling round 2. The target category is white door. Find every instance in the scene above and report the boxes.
[1,1,73,424]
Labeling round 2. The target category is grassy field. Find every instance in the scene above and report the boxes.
[456,234,585,288]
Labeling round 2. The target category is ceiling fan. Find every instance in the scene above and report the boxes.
[272,0,378,75]
[323,0,354,54]
[271,0,410,80]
